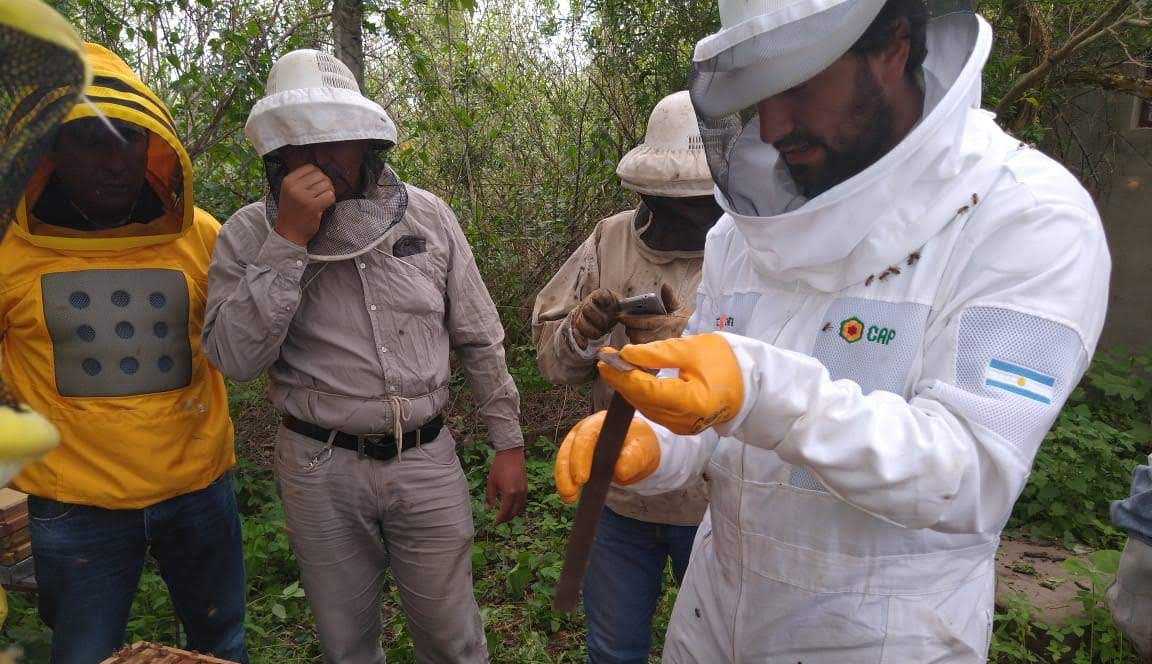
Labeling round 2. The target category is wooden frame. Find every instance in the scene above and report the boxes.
[98,642,243,664]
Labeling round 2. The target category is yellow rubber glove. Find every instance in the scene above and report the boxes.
[0,394,58,630]
[597,334,744,435]
[0,401,59,467]
[554,410,660,504]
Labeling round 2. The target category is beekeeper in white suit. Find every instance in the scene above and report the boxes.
[554,0,1111,661]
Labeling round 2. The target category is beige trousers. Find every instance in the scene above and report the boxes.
[274,424,488,664]
[1107,537,1152,662]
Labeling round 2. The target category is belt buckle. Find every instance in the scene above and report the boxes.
[357,434,386,459]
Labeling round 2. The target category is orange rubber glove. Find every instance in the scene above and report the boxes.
[597,334,744,435]
[554,410,660,504]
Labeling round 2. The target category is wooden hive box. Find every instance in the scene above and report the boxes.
[0,489,30,566]
[99,642,243,664]
[0,539,31,566]
[0,524,29,550]
[0,489,28,537]
[0,554,35,591]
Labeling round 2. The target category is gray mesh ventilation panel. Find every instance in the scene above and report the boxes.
[41,269,193,397]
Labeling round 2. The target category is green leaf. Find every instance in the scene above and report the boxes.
[1087,549,1121,576]
[1061,557,1091,577]
[280,580,304,598]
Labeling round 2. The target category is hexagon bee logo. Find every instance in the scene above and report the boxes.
[839,317,865,343]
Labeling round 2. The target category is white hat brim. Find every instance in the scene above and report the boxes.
[616,145,715,197]
[691,0,887,118]
[245,87,398,156]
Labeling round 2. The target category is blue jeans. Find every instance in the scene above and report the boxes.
[28,472,248,664]
[1112,457,1152,546]
[583,507,699,664]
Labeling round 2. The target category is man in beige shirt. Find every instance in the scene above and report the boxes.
[532,91,722,664]
[202,50,525,664]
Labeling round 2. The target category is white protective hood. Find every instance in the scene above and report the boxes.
[245,50,398,157]
[617,91,715,197]
[718,11,994,292]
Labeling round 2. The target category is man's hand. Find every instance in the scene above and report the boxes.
[274,164,335,246]
[554,411,660,504]
[619,284,690,345]
[598,334,745,435]
[571,289,620,349]
[486,447,527,525]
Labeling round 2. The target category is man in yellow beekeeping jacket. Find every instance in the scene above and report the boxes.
[0,43,246,664]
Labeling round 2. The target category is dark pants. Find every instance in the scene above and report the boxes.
[29,472,248,664]
[583,507,698,664]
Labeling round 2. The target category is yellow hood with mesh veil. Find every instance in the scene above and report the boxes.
[10,43,193,251]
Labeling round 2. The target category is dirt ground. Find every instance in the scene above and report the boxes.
[996,539,1094,625]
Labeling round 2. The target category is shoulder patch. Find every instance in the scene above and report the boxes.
[983,359,1055,404]
[933,305,1085,454]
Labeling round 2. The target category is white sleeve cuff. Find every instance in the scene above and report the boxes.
[712,332,824,447]
[621,418,720,496]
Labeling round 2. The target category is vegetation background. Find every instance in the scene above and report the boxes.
[1,0,1151,661]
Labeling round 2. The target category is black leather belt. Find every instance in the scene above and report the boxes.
[283,414,444,461]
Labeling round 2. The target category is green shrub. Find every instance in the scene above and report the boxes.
[1010,350,1152,549]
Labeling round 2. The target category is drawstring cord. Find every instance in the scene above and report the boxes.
[389,395,413,462]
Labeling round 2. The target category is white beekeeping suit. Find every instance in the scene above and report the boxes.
[561,2,1112,662]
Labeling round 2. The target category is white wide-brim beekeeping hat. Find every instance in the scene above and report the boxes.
[616,91,715,197]
[245,49,398,157]
[691,0,888,119]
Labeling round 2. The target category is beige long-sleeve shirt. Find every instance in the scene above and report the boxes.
[202,184,523,450]
[532,209,707,525]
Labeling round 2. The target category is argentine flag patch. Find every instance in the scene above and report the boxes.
[984,359,1056,404]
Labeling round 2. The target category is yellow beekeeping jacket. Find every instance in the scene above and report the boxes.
[0,43,234,509]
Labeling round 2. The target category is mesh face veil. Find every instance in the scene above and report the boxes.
[689,0,972,218]
[690,0,887,217]
[0,0,89,240]
[249,50,405,262]
[263,145,409,262]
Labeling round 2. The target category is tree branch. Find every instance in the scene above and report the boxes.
[1065,69,1152,99]
[186,83,242,161]
[995,0,1136,123]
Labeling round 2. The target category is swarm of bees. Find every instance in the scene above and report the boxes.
[860,192,980,289]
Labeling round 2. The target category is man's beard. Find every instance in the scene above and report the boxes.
[776,63,898,199]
